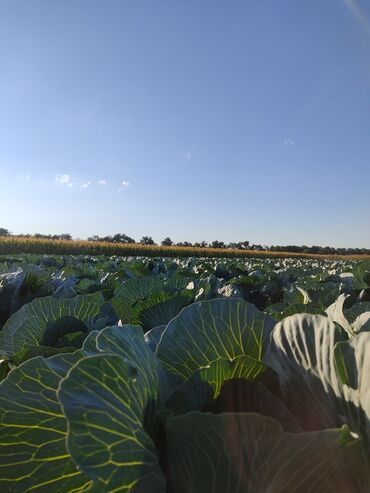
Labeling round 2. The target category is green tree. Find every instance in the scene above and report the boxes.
[211,240,225,249]
[140,236,155,245]
[112,233,135,244]
[161,237,173,246]
[0,228,11,237]
[60,233,72,241]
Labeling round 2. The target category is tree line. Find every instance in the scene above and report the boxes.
[0,228,73,241]
[88,236,261,250]
[0,228,369,255]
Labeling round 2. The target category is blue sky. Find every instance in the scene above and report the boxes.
[0,0,369,247]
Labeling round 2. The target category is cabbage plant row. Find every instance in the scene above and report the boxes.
[0,254,370,492]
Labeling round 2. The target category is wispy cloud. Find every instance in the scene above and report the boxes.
[17,174,31,182]
[283,139,295,146]
[343,0,370,36]
[185,151,192,159]
[118,180,131,192]
[55,174,72,185]
[25,174,127,190]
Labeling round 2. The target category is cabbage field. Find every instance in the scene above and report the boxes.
[1,254,370,492]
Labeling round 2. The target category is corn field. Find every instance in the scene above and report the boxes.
[0,236,368,260]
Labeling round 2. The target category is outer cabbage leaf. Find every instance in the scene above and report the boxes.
[334,332,370,449]
[283,286,311,305]
[0,292,104,360]
[109,297,132,324]
[326,294,355,338]
[165,412,370,493]
[58,354,166,493]
[144,325,166,352]
[209,379,300,432]
[164,355,267,416]
[352,312,370,333]
[131,290,193,330]
[268,303,324,321]
[81,330,100,352]
[114,276,164,305]
[95,325,172,431]
[352,261,370,291]
[299,281,341,310]
[326,297,370,335]
[345,302,370,324]
[156,298,275,379]
[0,352,91,492]
[264,314,346,430]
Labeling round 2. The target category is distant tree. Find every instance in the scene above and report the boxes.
[161,237,173,246]
[211,240,225,249]
[28,232,72,241]
[238,240,250,250]
[140,236,155,245]
[194,241,208,248]
[0,228,11,237]
[87,234,135,243]
[227,241,250,250]
[251,244,265,251]
[176,241,193,247]
[112,233,135,244]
